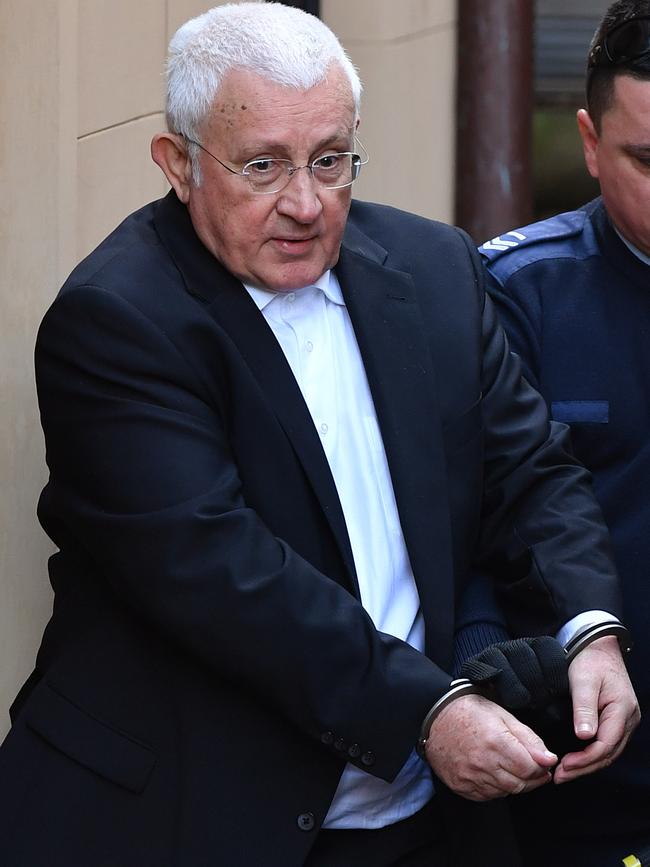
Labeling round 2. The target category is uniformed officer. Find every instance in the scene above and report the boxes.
[480,3,650,865]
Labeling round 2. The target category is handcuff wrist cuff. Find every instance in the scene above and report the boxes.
[416,678,481,758]
[416,620,632,759]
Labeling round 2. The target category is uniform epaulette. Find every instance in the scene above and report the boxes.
[478,203,600,286]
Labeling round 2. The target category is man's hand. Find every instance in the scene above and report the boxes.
[553,635,640,784]
[424,692,558,801]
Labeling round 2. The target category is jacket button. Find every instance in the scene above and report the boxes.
[320,731,334,746]
[361,750,376,767]
[334,737,347,752]
[347,743,361,759]
[297,812,316,832]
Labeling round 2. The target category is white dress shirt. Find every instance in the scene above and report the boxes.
[614,226,650,266]
[244,271,433,829]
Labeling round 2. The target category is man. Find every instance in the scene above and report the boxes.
[0,4,638,866]
[480,3,650,864]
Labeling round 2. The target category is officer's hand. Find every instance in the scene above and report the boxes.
[424,692,558,801]
[553,635,640,784]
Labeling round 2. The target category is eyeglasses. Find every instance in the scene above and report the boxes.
[588,15,650,69]
[185,137,369,194]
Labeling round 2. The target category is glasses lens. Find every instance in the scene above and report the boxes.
[244,159,288,192]
[313,153,356,188]
[605,17,650,63]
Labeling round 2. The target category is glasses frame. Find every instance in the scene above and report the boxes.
[588,15,650,69]
[185,136,369,195]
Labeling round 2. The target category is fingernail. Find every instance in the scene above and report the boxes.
[544,750,558,761]
[577,723,593,735]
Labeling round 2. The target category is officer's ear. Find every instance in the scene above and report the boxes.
[577,109,600,180]
[151,133,193,203]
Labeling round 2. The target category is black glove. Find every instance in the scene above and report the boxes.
[460,636,584,756]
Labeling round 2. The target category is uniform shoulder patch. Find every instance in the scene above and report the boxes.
[481,230,528,253]
[478,206,598,285]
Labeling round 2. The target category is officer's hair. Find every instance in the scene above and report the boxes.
[165,2,362,185]
[588,0,650,131]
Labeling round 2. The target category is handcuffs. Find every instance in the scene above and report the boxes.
[416,620,632,759]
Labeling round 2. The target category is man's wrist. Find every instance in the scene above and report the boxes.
[556,610,621,648]
[416,679,481,758]
[564,620,632,663]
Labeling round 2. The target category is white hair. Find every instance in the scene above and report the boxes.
[165,2,362,183]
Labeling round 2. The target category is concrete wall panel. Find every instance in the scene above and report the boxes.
[324,0,456,221]
[77,117,168,259]
[167,0,229,38]
[78,0,166,137]
[0,0,65,739]
[324,0,455,44]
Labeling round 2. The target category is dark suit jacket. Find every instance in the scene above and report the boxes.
[0,191,621,866]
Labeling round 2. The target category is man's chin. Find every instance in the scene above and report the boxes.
[254,260,335,294]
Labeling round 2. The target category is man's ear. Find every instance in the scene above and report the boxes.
[577,108,600,180]
[151,133,193,203]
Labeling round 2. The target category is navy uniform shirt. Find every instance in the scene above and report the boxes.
[480,198,650,857]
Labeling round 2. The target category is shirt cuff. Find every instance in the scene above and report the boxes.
[555,610,620,648]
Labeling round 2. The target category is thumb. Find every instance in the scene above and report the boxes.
[568,635,624,740]
[567,654,601,739]
[571,686,599,739]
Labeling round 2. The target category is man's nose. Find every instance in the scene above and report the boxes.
[275,167,323,223]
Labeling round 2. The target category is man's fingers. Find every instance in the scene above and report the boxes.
[552,636,641,784]
[463,765,551,801]
[425,694,556,801]
[505,715,558,769]
[554,701,639,782]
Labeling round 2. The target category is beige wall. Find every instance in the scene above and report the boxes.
[0,0,457,737]
[325,0,457,221]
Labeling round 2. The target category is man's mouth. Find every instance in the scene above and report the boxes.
[273,236,317,254]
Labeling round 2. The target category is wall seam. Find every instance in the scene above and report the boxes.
[78,111,165,141]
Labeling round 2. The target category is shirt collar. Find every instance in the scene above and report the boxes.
[243,269,344,310]
[614,226,650,267]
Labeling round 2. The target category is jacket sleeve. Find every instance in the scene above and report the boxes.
[461,241,622,635]
[35,283,449,783]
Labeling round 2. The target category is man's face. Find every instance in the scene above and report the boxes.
[580,75,650,255]
[186,66,357,292]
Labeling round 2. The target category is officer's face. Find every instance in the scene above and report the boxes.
[579,75,650,256]
[185,66,356,293]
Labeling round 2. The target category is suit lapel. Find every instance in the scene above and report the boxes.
[153,193,359,594]
[336,233,455,664]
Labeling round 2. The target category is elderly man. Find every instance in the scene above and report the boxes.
[480,2,650,864]
[0,4,638,866]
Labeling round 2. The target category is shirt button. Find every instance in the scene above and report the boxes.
[320,423,328,435]
[305,340,314,352]
[334,737,347,752]
[320,731,334,746]
[286,293,296,303]
[297,812,315,832]
[347,743,361,759]
[361,751,376,767]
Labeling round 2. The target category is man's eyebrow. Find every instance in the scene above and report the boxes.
[239,131,354,157]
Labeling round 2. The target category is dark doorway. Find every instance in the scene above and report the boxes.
[532,0,609,218]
